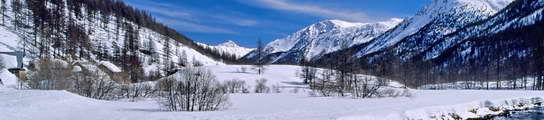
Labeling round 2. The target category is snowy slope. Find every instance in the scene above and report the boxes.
[242,19,401,64]
[198,40,254,59]
[354,0,513,58]
[422,0,544,66]
[0,0,223,78]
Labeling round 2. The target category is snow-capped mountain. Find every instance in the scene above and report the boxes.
[425,0,544,66]
[198,40,254,59]
[242,18,402,64]
[352,0,514,60]
[316,0,543,82]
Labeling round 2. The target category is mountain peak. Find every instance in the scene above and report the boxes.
[316,19,366,28]
[378,18,404,28]
[422,0,513,14]
[218,40,240,47]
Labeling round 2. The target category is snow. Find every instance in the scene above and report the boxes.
[247,18,400,63]
[482,0,516,11]
[218,40,242,47]
[327,19,368,28]
[1,65,543,120]
[205,65,309,88]
[72,66,82,72]
[0,69,18,88]
[422,0,543,61]
[98,61,122,73]
[0,0,224,79]
[198,40,254,59]
[356,0,514,57]
[1,88,542,120]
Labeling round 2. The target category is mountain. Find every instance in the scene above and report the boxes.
[0,0,227,81]
[242,18,402,64]
[198,40,254,59]
[352,0,514,60]
[317,0,543,87]
[426,0,544,68]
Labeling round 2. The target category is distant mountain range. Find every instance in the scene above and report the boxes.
[240,0,544,86]
[198,40,254,59]
[241,18,402,64]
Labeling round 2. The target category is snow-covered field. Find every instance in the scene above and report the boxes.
[1,88,542,120]
[1,65,543,120]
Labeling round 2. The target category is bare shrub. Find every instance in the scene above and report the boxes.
[157,68,230,111]
[71,69,118,100]
[254,78,269,93]
[271,84,282,93]
[0,56,5,71]
[310,70,336,96]
[223,79,247,93]
[309,69,408,99]
[290,88,300,94]
[237,67,248,73]
[378,88,412,98]
[27,59,73,90]
[352,77,384,98]
[120,82,157,101]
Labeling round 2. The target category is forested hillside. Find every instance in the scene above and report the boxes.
[0,0,235,82]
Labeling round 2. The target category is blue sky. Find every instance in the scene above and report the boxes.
[122,0,431,48]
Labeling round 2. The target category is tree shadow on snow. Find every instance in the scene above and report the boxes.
[281,81,307,86]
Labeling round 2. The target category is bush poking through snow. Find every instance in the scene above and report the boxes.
[27,58,74,90]
[223,79,248,93]
[378,88,413,98]
[121,82,158,101]
[254,78,270,93]
[0,56,5,71]
[71,69,118,100]
[308,69,409,99]
[157,68,230,111]
[271,84,282,93]
[236,67,248,73]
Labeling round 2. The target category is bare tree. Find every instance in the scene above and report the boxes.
[253,39,266,74]
[311,68,335,96]
[299,55,317,84]
[178,51,188,67]
[223,79,247,93]
[254,78,270,93]
[71,68,118,100]
[0,56,5,71]
[157,68,230,111]
[351,76,384,98]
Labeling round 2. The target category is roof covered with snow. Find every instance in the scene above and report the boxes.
[98,61,122,73]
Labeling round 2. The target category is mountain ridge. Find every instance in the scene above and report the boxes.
[242,18,402,64]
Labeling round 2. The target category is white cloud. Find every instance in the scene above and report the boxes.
[158,17,239,34]
[210,15,259,26]
[240,0,369,22]
[127,0,259,27]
